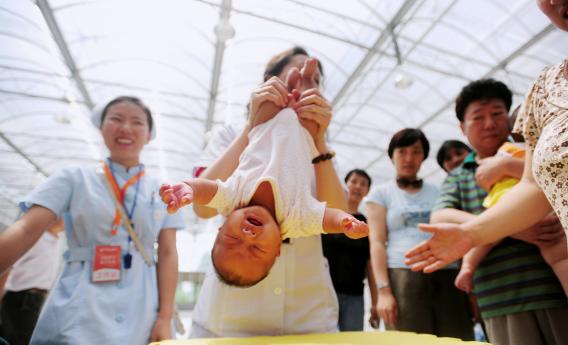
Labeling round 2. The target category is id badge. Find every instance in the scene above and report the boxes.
[92,245,121,283]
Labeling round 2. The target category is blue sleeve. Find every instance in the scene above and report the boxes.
[160,210,185,231]
[365,184,388,208]
[19,168,74,217]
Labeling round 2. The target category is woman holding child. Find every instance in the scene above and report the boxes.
[189,47,348,338]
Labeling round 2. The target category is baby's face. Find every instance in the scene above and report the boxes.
[212,205,282,285]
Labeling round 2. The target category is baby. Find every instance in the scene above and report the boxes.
[160,59,368,287]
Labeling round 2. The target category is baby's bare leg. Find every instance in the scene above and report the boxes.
[455,244,495,293]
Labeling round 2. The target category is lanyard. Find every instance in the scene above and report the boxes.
[103,160,145,236]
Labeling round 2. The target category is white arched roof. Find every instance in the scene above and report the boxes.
[1,0,566,231]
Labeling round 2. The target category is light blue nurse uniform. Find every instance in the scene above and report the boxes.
[21,162,184,345]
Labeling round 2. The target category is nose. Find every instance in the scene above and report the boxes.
[483,117,497,130]
[116,120,133,132]
[241,227,256,237]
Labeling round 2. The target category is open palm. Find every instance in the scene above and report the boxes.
[405,223,474,273]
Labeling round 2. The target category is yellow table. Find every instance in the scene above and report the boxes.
[152,331,490,345]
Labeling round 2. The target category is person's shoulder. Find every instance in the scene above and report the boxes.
[48,164,94,181]
[530,60,563,95]
[211,121,245,143]
[378,180,396,190]
[422,181,439,193]
[368,181,392,195]
[446,163,471,180]
[542,60,564,80]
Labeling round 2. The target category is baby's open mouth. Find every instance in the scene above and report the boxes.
[247,217,262,226]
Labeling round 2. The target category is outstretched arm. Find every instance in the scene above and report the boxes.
[160,179,218,214]
[406,147,552,272]
[431,208,475,224]
[322,207,368,238]
[0,205,57,273]
[464,148,551,244]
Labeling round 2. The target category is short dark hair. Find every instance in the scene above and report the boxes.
[344,169,372,188]
[263,46,324,82]
[211,250,270,288]
[455,78,512,122]
[436,140,472,170]
[387,128,430,160]
[100,96,153,132]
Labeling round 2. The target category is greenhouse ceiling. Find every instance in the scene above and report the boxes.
[1,0,567,229]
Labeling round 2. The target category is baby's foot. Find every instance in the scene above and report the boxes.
[455,265,475,293]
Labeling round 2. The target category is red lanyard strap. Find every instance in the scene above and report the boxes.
[103,161,145,236]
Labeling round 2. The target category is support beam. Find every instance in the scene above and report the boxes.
[36,0,94,109]
[0,132,48,177]
[0,88,75,104]
[203,0,232,144]
[416,23,555,129]
[194,0,369,49]
[364,23,555,171]
[331,0,417,107]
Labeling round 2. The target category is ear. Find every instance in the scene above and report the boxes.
[459,121,466,136]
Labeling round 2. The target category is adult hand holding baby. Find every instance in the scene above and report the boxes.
[249,58,332,149]
[286,58,331,143]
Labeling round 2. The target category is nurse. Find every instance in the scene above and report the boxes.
[0,96,184,344]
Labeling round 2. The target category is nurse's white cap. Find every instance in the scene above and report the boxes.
[90,97,156,140]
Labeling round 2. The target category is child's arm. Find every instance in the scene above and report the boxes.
[476,155,524,191]
[322,207,368,239]
[160,179,218,214]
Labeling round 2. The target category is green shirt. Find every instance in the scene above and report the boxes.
[434,152,567,319]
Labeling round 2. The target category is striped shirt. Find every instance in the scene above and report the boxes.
[434,152,567,319]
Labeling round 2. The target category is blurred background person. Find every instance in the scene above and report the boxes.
[0,218,63,345]
[366,128,473,340]
[436,140,472,174]
[322,168,379,331]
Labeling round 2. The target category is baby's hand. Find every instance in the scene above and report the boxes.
[159,182,194,214]
[342,216,369,239]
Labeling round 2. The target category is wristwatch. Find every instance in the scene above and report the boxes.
[376,282,390,290]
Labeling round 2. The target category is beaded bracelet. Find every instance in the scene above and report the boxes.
[312,151,336,164]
